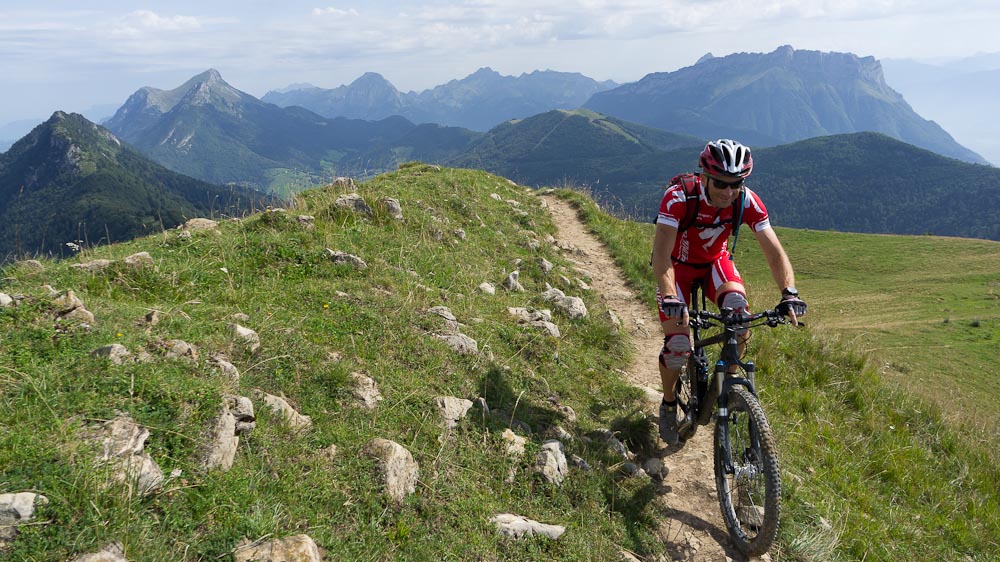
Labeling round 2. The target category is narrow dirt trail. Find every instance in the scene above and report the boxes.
[544,195,766,562]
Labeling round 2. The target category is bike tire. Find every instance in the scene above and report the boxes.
[713,385,781,556]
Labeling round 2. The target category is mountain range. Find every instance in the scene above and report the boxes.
[103,70,448,193]
[583,46,987,166]
[451,109,1000,241]
[3,45,999,258]
[0,111,264,261]
[262,68,618,131]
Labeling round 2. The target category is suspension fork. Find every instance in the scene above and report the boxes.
[715,340,761,474]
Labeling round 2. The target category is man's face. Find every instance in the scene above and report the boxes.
[705,174,743,208]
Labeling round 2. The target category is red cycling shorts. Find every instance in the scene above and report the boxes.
[656,253,745,322]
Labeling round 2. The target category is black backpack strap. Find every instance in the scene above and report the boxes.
[676,174,701,233]
[728,189,746,259]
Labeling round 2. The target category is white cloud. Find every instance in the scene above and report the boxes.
[110,10,204,38]
[312,7,360,17]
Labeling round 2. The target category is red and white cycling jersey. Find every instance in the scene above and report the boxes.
[656,177,771,264]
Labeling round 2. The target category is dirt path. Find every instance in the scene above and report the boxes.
[544,195,766,562]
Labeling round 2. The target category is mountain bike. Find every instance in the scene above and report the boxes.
[673,282,792,556]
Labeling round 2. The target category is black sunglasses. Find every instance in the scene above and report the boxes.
[710,176,744,190]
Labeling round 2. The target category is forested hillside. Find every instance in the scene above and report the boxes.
[0,112,264,261]
[450,117,1000,241]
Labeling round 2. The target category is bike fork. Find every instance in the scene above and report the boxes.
[717,361,760,474]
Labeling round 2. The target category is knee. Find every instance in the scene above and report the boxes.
[659,334,691,369]
[720,291,749,312]
[720,291,750,335]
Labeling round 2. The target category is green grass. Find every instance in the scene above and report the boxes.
[556,187,1000,561]
[4,168,998,561]
[0,165,674,561]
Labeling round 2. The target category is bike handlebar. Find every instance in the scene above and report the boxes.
[688,306,797,329]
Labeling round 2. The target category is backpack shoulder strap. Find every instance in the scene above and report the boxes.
[674,173,701,233]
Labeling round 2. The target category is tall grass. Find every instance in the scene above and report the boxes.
[557,187,1000,561]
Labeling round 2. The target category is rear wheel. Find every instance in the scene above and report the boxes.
[675,357,697,441]
[714,385,781,556]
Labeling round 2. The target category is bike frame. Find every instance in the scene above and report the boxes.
[686,284,771,475]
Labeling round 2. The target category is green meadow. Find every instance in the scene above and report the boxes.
[1,167,998,561]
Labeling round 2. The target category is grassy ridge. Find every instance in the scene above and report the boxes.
[0,165,686,561]
[558,188,1000,561]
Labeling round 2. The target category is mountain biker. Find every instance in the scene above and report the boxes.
[651,139,807,446]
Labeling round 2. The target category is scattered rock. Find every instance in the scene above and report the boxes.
[0,293,13,308]
[143,310,159,326]
[296,215,315,229]
[233,534,322,562]
[210,355,240,382]
[123,252,154,268]
[490,514,565,540]
[642,457,670,481]
[71,259,113,272]
[554,404,577,423]
[183,218,218,231]
[334,193,373,218]
[228,323,261,353]
[435,396,474,428]
[68,541,127,562]
[164,339,198,361]
[53,290,85,314]
[331,177,357,189]
[433,333,479,356]
[541,287,588,320]
[322,444,338,461]
[501,429,527,456]
[363,439,419,505]
[569,454,591,471]
[349,373,383,410]
[255,391,312,433]
[604,310,622,331]
[428,306,460,332]
[544,425,573,442]
[85,414,164,496]
[18,259,44,272]
[508,307,560,337]
[90,344,133,365]
[502,270,525,292]
[325,249,368,269]
[0,492,49,545]
[539,257,554,274]
[477,282,496,295]
[63,306,96,324]
[534,440,569,485]
[590,429,633,460]
[382,197,404,219]
[201,395,255,472]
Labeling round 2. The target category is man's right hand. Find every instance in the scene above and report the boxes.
[659,296,686,319]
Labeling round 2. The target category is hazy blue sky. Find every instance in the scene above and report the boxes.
[2,0,1000,126]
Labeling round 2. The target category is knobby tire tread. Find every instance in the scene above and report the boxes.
[714,385,781,556]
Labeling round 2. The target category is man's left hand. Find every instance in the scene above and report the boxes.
[777,295,807,326]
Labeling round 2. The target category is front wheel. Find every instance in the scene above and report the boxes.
[713,385,781,556]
